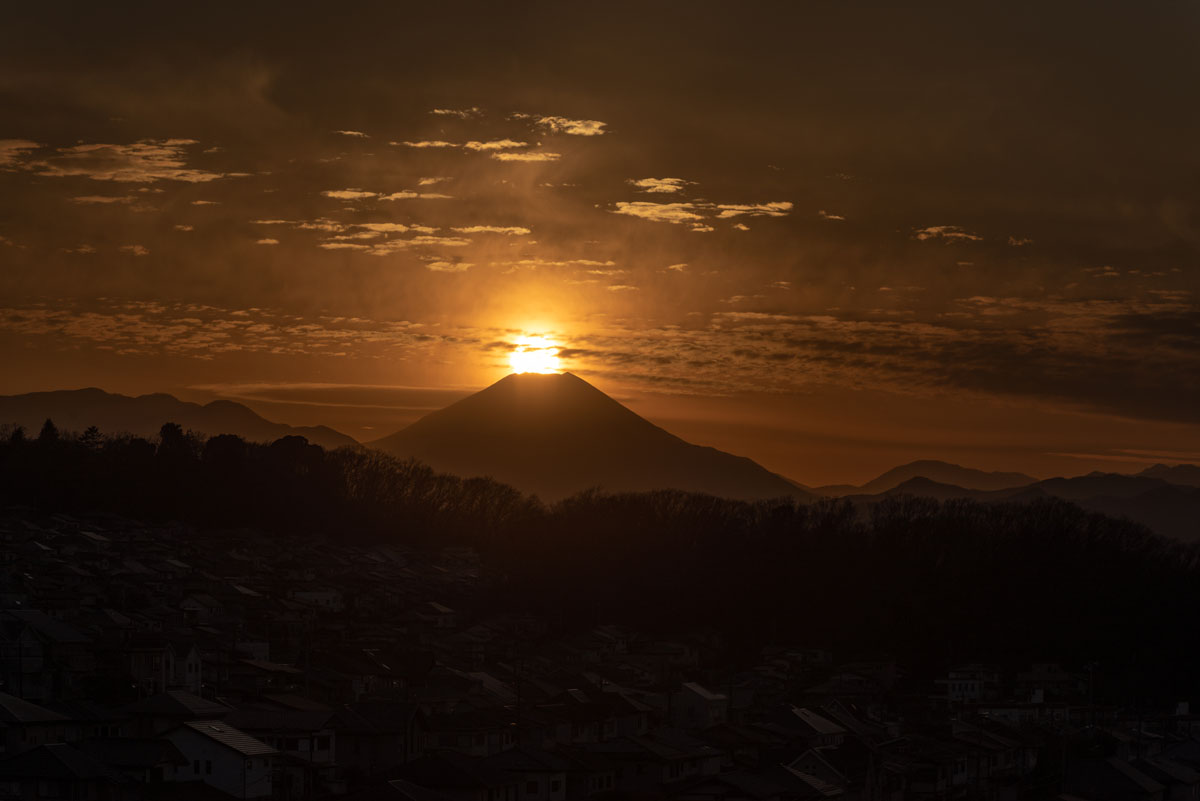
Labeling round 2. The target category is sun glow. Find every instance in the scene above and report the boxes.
[509,335,562,374]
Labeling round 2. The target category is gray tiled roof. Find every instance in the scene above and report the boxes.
[183,720,279,757]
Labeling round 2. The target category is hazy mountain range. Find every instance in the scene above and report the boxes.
[2,380,1198,540]
[0,387,357,450]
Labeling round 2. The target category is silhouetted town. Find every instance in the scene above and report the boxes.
[3,508,1198,801]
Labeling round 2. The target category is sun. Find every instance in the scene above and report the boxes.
[509,335,562,374]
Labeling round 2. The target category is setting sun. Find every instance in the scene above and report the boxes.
[509,335,562,374]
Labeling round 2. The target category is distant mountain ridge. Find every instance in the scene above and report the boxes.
[836,470,1200,542]
[370,372,806,502]
[810,459,1037,496]
[0,388,358,450]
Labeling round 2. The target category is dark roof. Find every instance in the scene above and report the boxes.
[77,738,188,769]
[179,721,278,757]
[0,609,91,643]
[0,691,68,724]
[398,751,515,790]
[225,708,336,732]
[124,690,230,720]
[0,743,124,781]
[479,745,574,774]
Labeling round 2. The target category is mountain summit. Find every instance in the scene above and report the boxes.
[370,372,804,501]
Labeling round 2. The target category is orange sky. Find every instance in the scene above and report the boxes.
[1,2,1199,485]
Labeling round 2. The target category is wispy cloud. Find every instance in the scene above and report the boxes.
[612,199,792,226]
[430,107,483,119]
[451,225,531,235]
[913,225,982,242]
[0,139,41,168]
[628,177,693,194]
[393,140,458,148]
[491,151,561,162]
[513,113,607,136]
[463,139,527,151]
[332,130,369,138]
[31,139,224,183]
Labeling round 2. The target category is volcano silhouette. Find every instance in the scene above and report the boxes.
[370,372,805,502]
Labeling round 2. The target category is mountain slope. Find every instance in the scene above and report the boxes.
[369,372,805,502]
[1137,463,1200,488]
[0,388,357,450]
[812,459,1036,496]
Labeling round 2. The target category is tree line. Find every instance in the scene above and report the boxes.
[4,419,1199,701]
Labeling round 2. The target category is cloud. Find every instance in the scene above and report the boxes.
[418,177,450,186]
[173,224,194,231]
[393,140,458,148]
[666,263,688,272]
[256,238,280,245]
[70,195,136,204]
[612,199,792,227]
[818,210,845,221]
[318,233,472,255]
[0,139,41,167]
[426,261,472,272]
[119,244,149,256]
[491,151,561,162]
[611,202,704,224]
[430,107,483,118]
[913,225,983,242]
[451,226,531,235]
[514,113,607,136]
[322,188,378,200]
[1008,235,1034,246]
[333,130,369,138]
[191,200,220,205]
[322,188,452,201]
[628,177,693,194]
[607,285,637,291]
[31,139,223,183]
[380,191,452,200]
[463,139,527,151]
[715,202,793,218]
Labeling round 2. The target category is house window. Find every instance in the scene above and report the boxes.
[527,781,538,794]
[551,780,561,792]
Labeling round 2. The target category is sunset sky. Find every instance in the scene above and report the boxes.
[2,2,1198,486]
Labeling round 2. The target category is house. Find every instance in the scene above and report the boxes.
[1063,757,1165,801]
[672,682,728,730]
[478,746,572,801]
[0,742,130,800]
[394,750,520,801]
[122,691,230,737]
[0,692,77,755]
[584,729,722,792]
[333,701,425,779]
[76,737,188,784]
[165,720,278,799]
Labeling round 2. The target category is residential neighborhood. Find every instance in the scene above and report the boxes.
[0,508,1196,801]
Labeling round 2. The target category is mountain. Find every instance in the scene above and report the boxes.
[812,459,1037,496]
[369,372,806,502]
[849,471,1200,541]
[0,388,357,450]
[1137,463,1200,488]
